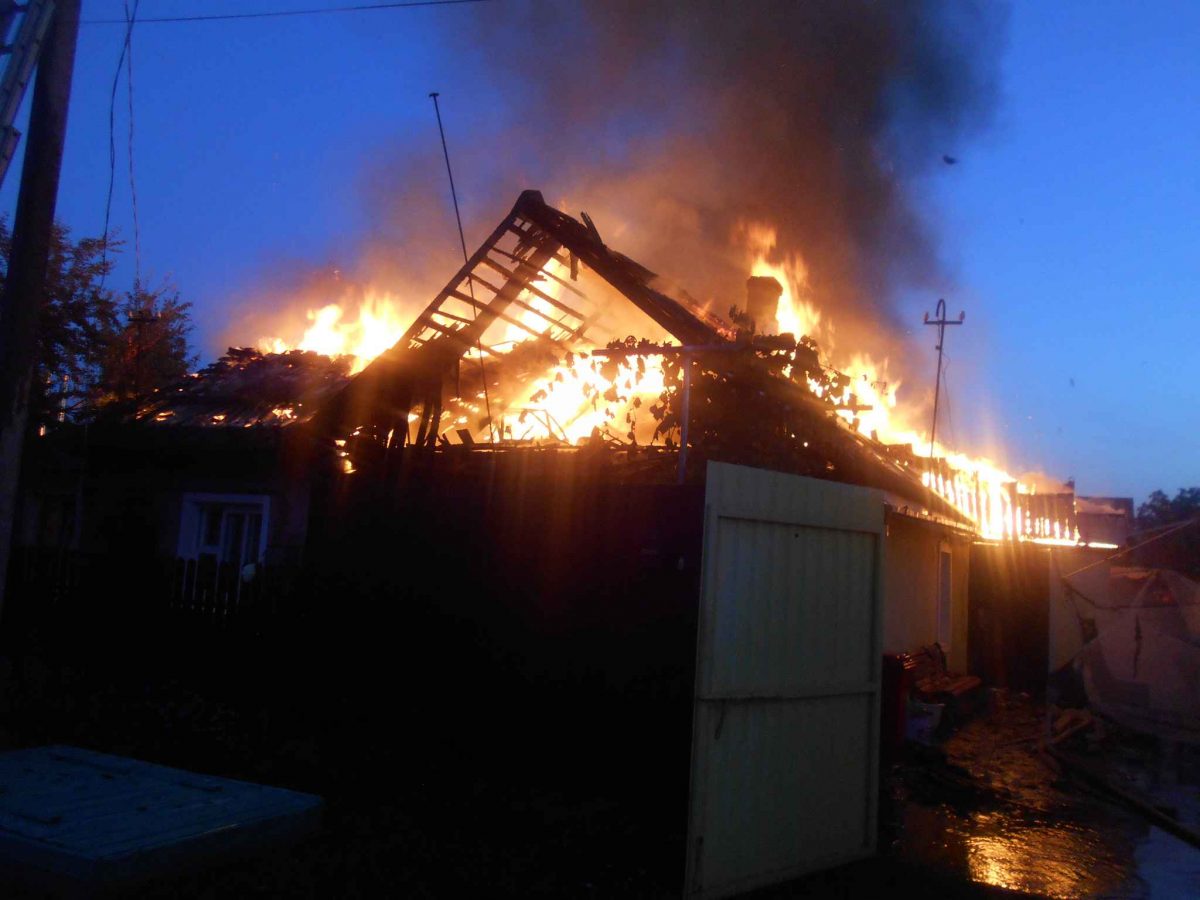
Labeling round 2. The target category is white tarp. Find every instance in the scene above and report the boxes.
[1059,564,1200,741]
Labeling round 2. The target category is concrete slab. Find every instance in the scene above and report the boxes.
[0,745,322,894]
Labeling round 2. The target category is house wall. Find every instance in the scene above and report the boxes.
[303,450,707,800]
[162,477,311,564]
[881,512,971,672]
[970,543,1113,696]
[16,426,313,565]
[1077,513,1130,548]
[73,465,310,565]
[967,543,1051,693]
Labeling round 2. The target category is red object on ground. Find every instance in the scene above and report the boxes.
[880,653,911,761]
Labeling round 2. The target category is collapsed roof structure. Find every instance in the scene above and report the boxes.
[312,189,976,525]
[125,189,1096,542]
[136,348,352,428]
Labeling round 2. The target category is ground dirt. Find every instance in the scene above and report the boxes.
[1,659,1196,898]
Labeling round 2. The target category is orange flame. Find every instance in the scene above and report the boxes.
[260,290,410,374]
[258,227,1077,544]
[740,223,825,343]
[740,225,1075,542]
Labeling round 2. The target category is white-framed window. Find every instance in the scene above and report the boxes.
[178,493,270,569]
[937,544,953,650]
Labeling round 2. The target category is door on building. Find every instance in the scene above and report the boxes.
[685,462,886,899]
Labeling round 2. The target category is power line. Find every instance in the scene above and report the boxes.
[124,0,141,287]
[99,6,139,292]
[82,0,491,26]
[1062,516,1200,580]
[94,2,485,281]
[940,355,956,448]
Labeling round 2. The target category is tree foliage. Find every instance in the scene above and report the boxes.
[1136,488,1200,531]
[0,218,195,428]
[98,285,196,407]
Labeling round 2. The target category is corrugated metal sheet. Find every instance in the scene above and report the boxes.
[686,462,885,899]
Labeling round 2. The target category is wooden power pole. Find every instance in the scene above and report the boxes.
[923,298,964,460]
[0,0,82,621]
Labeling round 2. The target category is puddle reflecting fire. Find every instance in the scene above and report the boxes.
[889,702,1200,898]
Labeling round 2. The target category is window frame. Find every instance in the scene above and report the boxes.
[177,492,271,566]
[936,543,953,650]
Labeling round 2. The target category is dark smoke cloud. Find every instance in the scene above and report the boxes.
[351,1,1006,365]
[468,2,1000,342]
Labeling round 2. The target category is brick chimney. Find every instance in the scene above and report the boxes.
[745,276,782,334]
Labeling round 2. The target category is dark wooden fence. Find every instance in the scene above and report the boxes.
[5,547,300,638]
[168,557,292,630]
[6,546,85,613]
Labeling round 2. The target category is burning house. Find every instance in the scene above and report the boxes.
[9,189,1134,897]
[17,189,1113,606]
[303,190,1116,669]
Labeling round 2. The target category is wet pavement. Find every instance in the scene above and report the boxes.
[886,697,1200,898]
[3,654,1199,897]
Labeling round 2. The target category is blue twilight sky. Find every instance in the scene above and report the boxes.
[1,1,1196,504]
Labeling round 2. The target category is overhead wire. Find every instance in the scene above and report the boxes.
[124,0,142,289]
[1063,516,1200,580]
[90,1,490,290]
[941,355,957,449]
[99,6,139,293]
[82,0,490,26]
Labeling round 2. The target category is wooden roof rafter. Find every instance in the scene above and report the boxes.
[316,190,724,438]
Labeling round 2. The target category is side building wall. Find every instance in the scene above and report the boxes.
[15,426,312,564]
[881,511,971,673]
[969,542,1113,696]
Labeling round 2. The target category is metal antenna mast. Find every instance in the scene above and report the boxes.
[923,298,963,460]
[429,91,493,443]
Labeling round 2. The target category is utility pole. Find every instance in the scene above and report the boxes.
[0,0,81,621]
[923,298,963,460]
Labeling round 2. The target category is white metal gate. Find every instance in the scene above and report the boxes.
[685,462,885,899]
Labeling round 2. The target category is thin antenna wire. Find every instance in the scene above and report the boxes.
[430,93,469,272]
[430,91,493,443]
[124,0,142,288]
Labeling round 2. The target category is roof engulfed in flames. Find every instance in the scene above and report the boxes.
[199,190,1088,544]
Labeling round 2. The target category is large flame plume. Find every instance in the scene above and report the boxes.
[739,231,1071,542]
[258,289,410,375]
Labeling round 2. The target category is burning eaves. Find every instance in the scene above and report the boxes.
[156,189,1082,544]
[134,347,352,428]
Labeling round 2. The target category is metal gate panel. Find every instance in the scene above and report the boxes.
[685,462,885,899]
